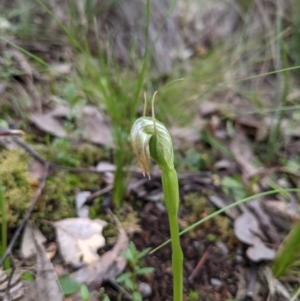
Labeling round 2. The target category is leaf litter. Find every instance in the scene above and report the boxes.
[53,218,107,267]
[30,104,112,146]
[2,0,300,299]
[71,211,128,286]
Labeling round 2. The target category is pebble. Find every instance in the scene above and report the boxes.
[155,202,166,213]
[138,282,152,298]
[210,278,223,289]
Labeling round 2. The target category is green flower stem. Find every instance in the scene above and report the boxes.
[130,95,183,301]
[162,168,183,301]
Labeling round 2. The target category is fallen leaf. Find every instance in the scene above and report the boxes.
[234,211,275,262]
[45,242,58,260]
[75,191,91,218]
[0,269,23,301]
[96,162,115,185]
[246,237,276,262]
[234,211,266,245]
[198,102,219,117]
[235,116,269,142]
[50,63,72,76]
[0,82,7,96]
[265,200,300,221]
[30,104,112,146]
[53,218,107,267]
[209,195,240,219]
[80,106,112,146]
[169,126,200,145]
[247,199,281,245]
[96,161,116,173]
[30,109,67,138]
[230,137,262,181]
[28,159,47,182]
[21,223,47,259]
[72,212,128,286]
[35,237,64,301]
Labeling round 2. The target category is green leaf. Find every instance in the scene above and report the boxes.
[129,241,137,253]
[136,267,155,275]
[21,271,35,282]
[137,247,151,259]
[125,248,134,262]
[58,275,81,296]
[116,272,132,283]
[124,278,134,291]
[80,285,90,301]
[133,291,142,301]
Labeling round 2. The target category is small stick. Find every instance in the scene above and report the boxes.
[188,246,211,282]
[86,185,113,202]
[0,130,24,136]
[5,255,17,299]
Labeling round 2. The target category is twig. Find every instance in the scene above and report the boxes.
[246,264,258,299]
[87,185,113,202]
[188,246,211,282]
[5,254,16,300]
[106,279,132,300]
[0,163,49,267]
[9,135,108,174]
[0,130,24,136]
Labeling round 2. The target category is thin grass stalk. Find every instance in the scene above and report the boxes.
[0,187,9,270]
[150,188,300,254]
[268,0,284,160]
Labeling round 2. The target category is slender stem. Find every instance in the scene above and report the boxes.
[162,168,183,301]
[0,187,9,270]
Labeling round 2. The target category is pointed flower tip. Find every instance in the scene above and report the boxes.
[130,116,174,177]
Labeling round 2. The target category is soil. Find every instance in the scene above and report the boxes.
[132,201,239,301]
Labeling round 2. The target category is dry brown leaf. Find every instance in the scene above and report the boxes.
[50,63,72,76]
[247,199,281,245]
[96,161,116,173]
[35,238,64,301]
[75,191,91,218]
[96,162,115,185]
[29,104,68,137]
[20,223,47,259]
[80,106,112,145]
[169,126,200,145]
[28,159,47,182]
[45,242,58,260]
[230,137,262,181]
[246,237,276,262]
[198,101,221,117]
[264,200,300,220]
[53,218,107,267]
[30,104,112,146]
[0,82,7,96]
[8,49,41,111]
[234,211,275,262]
[0,269,24,301]
[30,107,67,138]
[72,212,128,286]
[235,116,269,142]
[209,195,240,219]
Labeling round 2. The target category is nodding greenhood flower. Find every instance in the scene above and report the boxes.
[130,116,174,178]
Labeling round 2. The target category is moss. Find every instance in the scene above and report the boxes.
[0,150,32,228]
[0,149,101,236]
[34,171,100,236]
